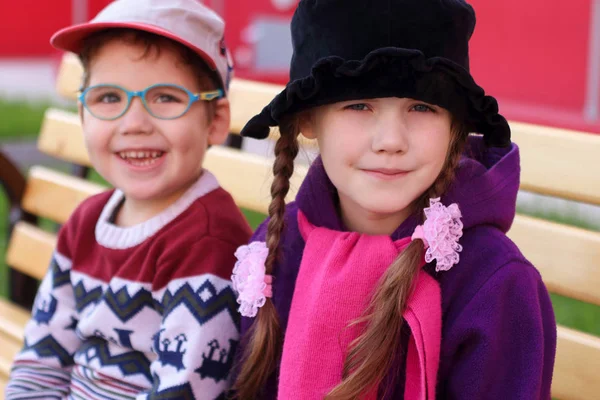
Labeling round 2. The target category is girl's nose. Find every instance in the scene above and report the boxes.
[370,110,409,154]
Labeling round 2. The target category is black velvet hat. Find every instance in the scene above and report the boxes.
[240,0,511,147]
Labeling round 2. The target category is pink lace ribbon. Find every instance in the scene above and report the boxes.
[231,241,273,318]
[411,198,463,272]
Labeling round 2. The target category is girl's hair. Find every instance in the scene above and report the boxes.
[234,117,301,399]
[234,110,468,400]
[78,28,220,117]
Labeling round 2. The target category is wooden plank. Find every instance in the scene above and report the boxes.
[228,80,316,146]
[0,333,21,380]
[0,299,29,344]
[204,146,307,215]
[22,166,105,225]
[508,214,600,307]
[6,222,56,282]
[552,325,600,400]
[512,121,600,206]
[37,108,91,166]
[229,78,283,134]
[55,52,83,100]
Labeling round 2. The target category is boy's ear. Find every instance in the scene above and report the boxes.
[78,102,85,122]
[207,97,231,146]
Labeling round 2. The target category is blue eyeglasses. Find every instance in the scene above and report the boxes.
[78,83,223,121]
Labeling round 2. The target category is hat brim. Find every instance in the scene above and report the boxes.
[240,47,510,148]
[51,21,217,70]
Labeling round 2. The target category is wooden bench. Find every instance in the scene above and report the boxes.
[0,53,599,400]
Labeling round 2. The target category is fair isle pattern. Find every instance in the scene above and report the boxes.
[6,173,251,400]
[8,261,240,400]
[6,252,78,399]
[147,276,239,398]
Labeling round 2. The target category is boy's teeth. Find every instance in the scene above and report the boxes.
[119,151,163,159]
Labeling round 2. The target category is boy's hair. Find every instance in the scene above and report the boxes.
[234,86,470,399]
[78,28,221,117]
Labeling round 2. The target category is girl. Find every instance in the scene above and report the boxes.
[232,0,556,399]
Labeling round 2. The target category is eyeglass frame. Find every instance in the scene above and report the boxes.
[77,83,224,121]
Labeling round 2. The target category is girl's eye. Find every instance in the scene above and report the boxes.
[411,104,435,113]
[345,103,369,111]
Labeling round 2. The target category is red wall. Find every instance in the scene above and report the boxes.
[223,0,296,84]
[224,0,600,133]
[0,0,113,57]
[468,0,594,131]
[0,0,597,132]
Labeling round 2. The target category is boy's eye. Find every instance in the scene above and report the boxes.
[100,93,121,103]
[345,103,369,111]
[411,104,435,112]
[92,92,122,104]
[155,94,180,103]
[85,87,124,105]
[147,86,187,104]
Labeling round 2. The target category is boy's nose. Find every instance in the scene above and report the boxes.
[118,97,153,135]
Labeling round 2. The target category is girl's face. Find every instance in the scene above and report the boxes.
[301,97,452,235]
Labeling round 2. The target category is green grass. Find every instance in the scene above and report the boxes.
[0,98,53,139]
[551,294,600,336]
[242,209,267,231]
[517,204,600,232]
[0,193,8,299]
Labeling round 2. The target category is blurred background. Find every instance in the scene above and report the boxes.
[0,0,598,336]
[3,0,600,132]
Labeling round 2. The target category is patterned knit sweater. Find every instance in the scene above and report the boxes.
[6,171,252,400]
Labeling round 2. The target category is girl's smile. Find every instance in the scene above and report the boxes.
[360,167,411,180]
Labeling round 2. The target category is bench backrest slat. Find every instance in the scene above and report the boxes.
[508,215,600,306]
[512,122,600,205]
[22,166,105,224]
[553,326,600,400]
[38,109,89,166]
[6,222,56,281]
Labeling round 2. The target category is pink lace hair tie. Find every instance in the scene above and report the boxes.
[411,198,463,272]
[231,241,273,318]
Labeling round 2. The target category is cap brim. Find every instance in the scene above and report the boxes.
[51,21,217,70]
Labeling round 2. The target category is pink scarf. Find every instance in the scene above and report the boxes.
[277,211,442,399]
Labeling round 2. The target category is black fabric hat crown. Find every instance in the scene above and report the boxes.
[241,0,511,147]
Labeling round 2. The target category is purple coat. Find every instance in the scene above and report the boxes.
[238,136,556,399]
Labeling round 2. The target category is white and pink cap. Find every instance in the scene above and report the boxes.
[50,0,234,92]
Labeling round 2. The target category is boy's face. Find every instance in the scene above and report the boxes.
[80,39,229,206]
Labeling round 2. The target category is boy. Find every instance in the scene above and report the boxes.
[6,0,251,398]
